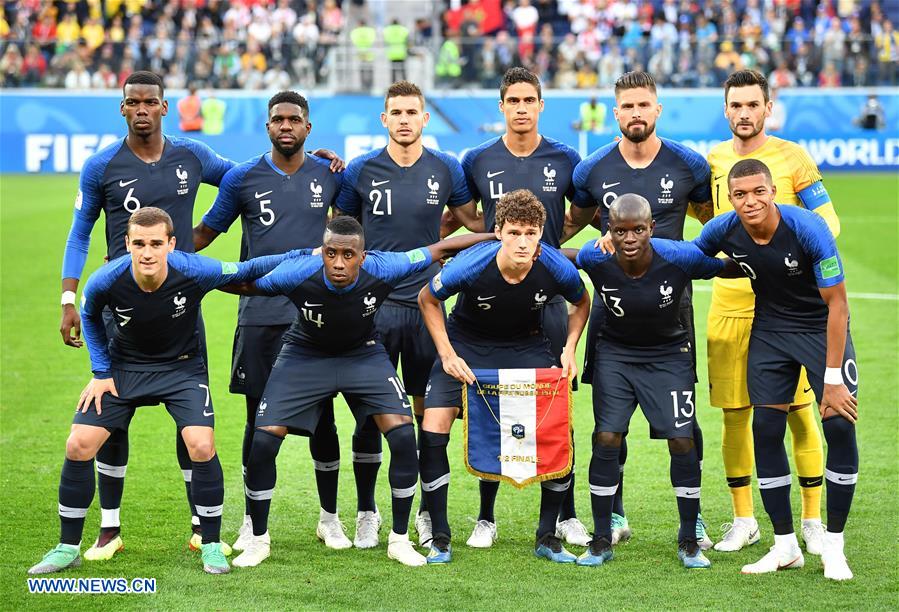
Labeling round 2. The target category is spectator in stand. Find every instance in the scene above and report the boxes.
[555,58,578,88]
[785,16,810,55]
[1,44,24,87]
[575,61,597,88]
[82,17,105,52]
[875,19,898,85]
[598,41,625,87]
[819,61,842,87]
[91,62,117,88]
[56,12,81,52]
[794,42,817,86]
[22,43,47,85]
[64,59,91,89]
[770,58,798,88]
[32,10,57,51]
[821,17,846,75]
[714,40,743,77]
[765,85,787,132]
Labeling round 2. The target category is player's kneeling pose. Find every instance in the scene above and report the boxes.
[417,189,590,565]
[30,208,299,576]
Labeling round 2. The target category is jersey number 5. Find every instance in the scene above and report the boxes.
[259,199,275,226]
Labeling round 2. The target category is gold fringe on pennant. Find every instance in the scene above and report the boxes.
[462,371,573,490]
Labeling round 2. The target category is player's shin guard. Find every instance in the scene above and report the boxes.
[670,446,701,542]
[384,423,417,536]
[722,407,754,518]
[538,476,571,538]
[310,408,340,515]
[96,429,128,531]
[191,454,224,544]
[822,417,858,533]
[612,435,627,517]
[177,427,199,530]
[559,440,577,521]
[242,397,259,515]
[245,429,284,536]
[419,430,451,538]
[59,458,96,545]
[352,420,382,513]
[589,443,620,541]
[753,407,793,535]
[788,405,824,521]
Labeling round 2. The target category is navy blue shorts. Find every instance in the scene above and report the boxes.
[73,359,214,431]
[748,329,858,406]
[229,324,290,397]
[423,335,558,411]
[256,341,412,436]
[592,358,696,439]
[374,301,439,397]
[582,288,696,384]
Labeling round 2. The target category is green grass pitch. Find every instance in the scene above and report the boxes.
[1,172,896,610]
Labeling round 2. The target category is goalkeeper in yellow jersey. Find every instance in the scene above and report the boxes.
[706,70,840,555]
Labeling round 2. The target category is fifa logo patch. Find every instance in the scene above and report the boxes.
[172,292,187,318]
[784,253,801,276]
[176,166,189,196]
[542,164,557,193]
[426,176,441,206]
[310,179,324,208]
[658,174,674,205]
[659,281,674,308]
[511,423,525,439]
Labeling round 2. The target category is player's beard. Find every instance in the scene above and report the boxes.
[731,118,764,141]
[621,120,655,143]
[272,137,304,158]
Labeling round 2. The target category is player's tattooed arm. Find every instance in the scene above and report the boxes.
[688,199,715,225]
[819,282,857,423]
[559,204,598,244]
[192,221,221,252]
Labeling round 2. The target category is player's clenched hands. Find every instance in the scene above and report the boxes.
[594,233,615,254]
[441,352,475,385]
[77,377,118,414]
[820,383,858,423]
[60,305,83,348]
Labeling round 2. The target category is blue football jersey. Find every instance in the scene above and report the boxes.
[572,138,711,240]
[693,205,845,332]
[335,147,471,306]
[202,152,341,325]
[577,238,722,359]
[429,241,585,346]
[255,248,434,353]
[63,136,234,279]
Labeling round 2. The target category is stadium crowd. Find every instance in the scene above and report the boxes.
[1,1,897,89]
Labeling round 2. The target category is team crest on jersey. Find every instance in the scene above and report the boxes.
[659,281,674,308]
[176,165,189,195]
[658,174,674,205]
[172,292,187,318]
[362,293,378,317]
[257,399,267,416]
[542,164,557,193]
[426,176,441,206]
[784,253,801,276]
[310,179,324,208]
[532,290,548,310]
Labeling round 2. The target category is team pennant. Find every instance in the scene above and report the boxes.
[463,368,572,489]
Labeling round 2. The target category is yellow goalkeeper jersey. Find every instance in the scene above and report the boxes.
[707,135,840,317]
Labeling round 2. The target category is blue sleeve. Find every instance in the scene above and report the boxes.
[429,241,499,300]
[335,154,371,215]
[433,150,472,207]
[201,161,253,233]
[538,244,586,303]
[796,181,831,210]
[546,139,590,207]
[781,206,845,288]
[169,250,303,293]
[308,153,345,193]
[174,137,235,186]
[575,241,614,271]
[80,256,130,376]
[61,144,119,280]
[255,255,322,296]
[363,248,434,286]
[664,138,712,203]
[653,238,724,280]
[692,212,738,256]
[461,140,496,203]
[571,143,616,208]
